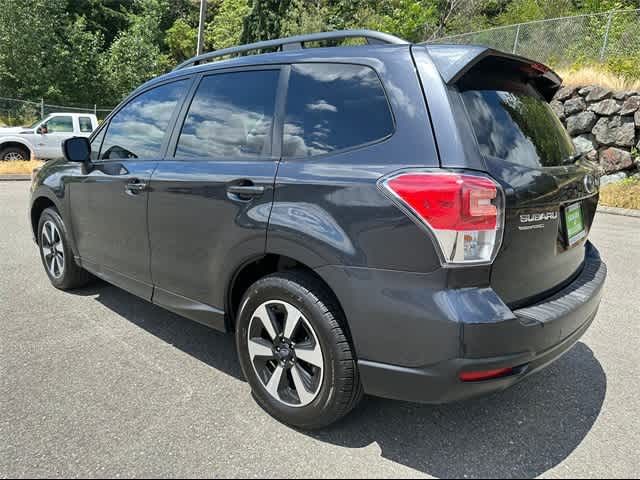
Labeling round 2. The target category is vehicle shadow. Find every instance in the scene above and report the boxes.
[73,282,244,381]
[311,342,606,478]
[73,282,606,479]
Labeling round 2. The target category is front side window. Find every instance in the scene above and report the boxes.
[100,80,189,160]
[79,117,94,133]
[175,70,280,159]
[46,116,74,133]
[283,63,394,158]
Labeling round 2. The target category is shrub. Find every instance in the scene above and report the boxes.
[600,177,640,210]
[556,64,640,90]
[604,56,640,82]
[0,160,45,175]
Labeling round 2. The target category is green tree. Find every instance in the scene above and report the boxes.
[493,0,575,25]
[378,1,438,42]
[0,0,63,100]
[51,16,105,105]
[166,17,197,61]
[326,0,389,31]
[281,0,332,37]
[99,0,171,103]
[241,0,293,43]
[66,0,134,45]
[0,0,103,104]
[207,0,251,49]
[1,0,638,117]
[578,0,640,13]
[278,0,439,43]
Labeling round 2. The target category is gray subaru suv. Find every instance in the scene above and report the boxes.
[30,30,607,429]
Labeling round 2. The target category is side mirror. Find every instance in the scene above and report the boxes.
[63,137,91,163]
[37,126,46,134]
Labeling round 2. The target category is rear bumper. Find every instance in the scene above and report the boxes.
[354,242,607,403]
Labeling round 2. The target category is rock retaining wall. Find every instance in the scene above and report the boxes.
[552,86,640,181]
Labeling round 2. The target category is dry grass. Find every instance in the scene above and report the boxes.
[0,159,45,175]
[600,178,640,210]
[557,66,640,91]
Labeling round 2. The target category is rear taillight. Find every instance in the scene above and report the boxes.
[380,171,504,265]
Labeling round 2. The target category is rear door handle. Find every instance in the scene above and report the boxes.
[125,180,148,195]
[227,185,265,198]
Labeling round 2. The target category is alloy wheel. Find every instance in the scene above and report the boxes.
[41,220,64,279]
[3,151,25,161]
[247,300,324,408]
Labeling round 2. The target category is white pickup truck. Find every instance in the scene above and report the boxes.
[0,113,98,161]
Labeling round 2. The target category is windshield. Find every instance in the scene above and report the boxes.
[461,88,576,168]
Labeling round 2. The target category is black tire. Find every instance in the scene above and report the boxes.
[236,269,363,430]
[0,145,30,161]
[37,207,92,290]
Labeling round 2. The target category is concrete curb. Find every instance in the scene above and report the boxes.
[0,175,31,181]
[598,205,640,218]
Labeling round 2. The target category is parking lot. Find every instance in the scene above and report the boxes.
[1,180,639,478]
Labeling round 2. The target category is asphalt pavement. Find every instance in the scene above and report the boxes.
[1,181,639,478]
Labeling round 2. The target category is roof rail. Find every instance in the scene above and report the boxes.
[173,29,409,71]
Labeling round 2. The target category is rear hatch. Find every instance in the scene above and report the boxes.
[423,48,599,306]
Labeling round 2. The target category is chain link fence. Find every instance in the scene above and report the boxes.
[0,97,113,127]
[427,9,640,69]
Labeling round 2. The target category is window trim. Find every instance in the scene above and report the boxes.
[89,75,195,164]
[86,60,396,164]
[166,65,285,162]
[89,127,106,162]
[280,61,397,162]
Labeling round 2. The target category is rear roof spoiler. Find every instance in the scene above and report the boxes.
[422,44,563,101]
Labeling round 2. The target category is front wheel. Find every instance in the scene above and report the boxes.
[37,207,92,290]
[236,270,363,429]
[0,145,29,161]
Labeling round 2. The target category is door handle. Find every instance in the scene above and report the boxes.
[227,184,265,198]
[125,180,148,195]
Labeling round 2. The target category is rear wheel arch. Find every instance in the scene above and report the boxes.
[225,254,353,346]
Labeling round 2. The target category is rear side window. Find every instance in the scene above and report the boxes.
[461,86,575,168]
[283,63,394,158]
[175,70,280,159]
[100,79,189,160]
[79,117,94,133]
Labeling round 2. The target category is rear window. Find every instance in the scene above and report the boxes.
[79,117,94,133]
[461,86,575,168]
[283,63,394,158]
